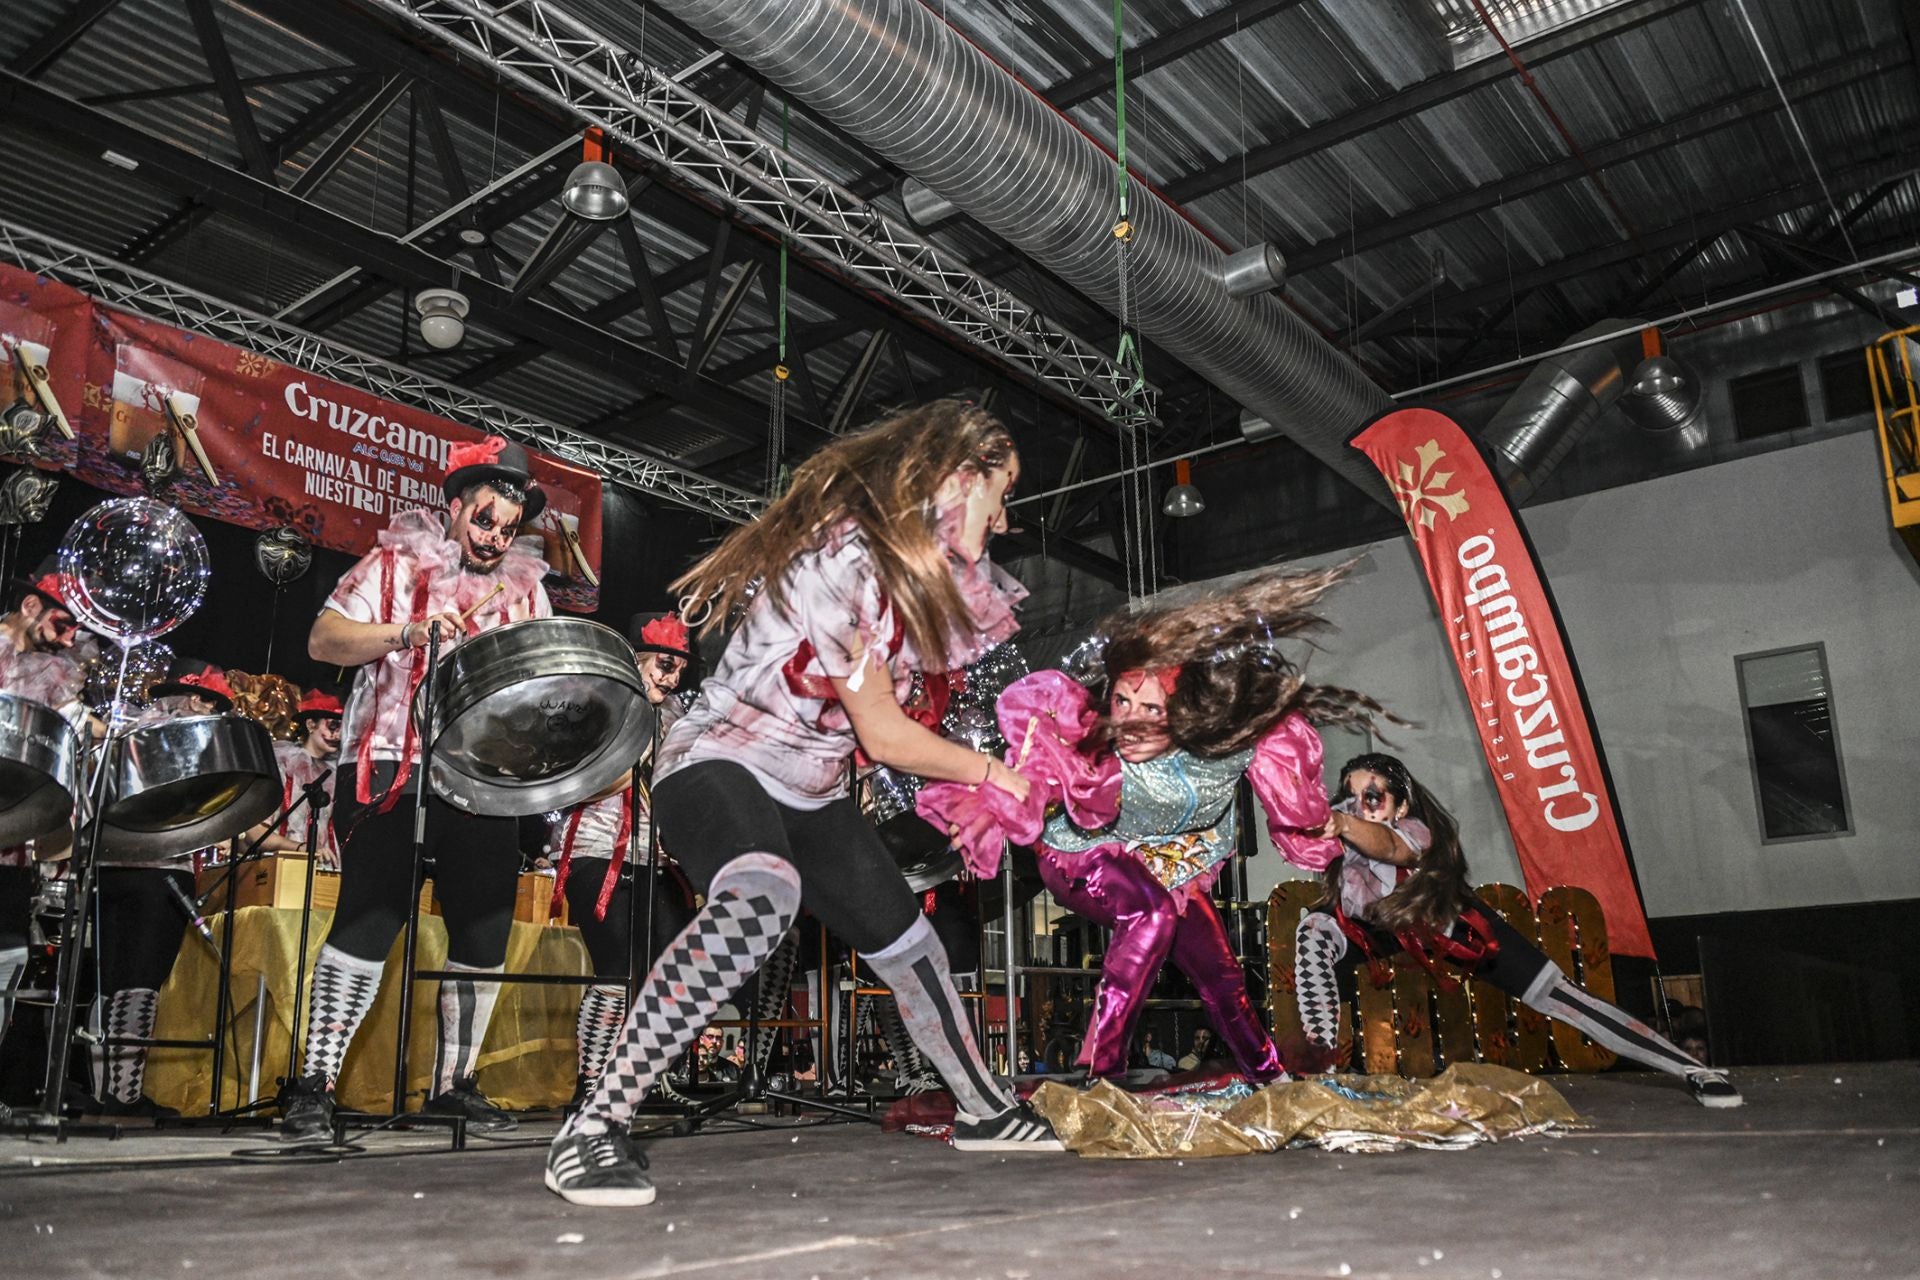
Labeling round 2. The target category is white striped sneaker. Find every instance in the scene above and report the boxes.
[1686,1070,1744,1109]
[545,1129,656,1206]
[951,1101,1065,1152]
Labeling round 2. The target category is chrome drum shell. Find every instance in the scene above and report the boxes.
[94,713,281,861]
[0,692,83,846]
[415,617,654,817]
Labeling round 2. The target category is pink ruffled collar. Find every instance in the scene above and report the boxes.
[376,507,548,609]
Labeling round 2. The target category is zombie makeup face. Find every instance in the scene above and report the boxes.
[1343,768,1409,823]
[1110,669,1174,763]
[21,596,78,653]
[932,458,1019,564]
[304,715,342,758]
[637,651,686,705]
[447,484,526,573]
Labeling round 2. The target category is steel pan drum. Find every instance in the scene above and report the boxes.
[0,692,83,846]
[860,765,962,893]
[93,713,281,861]
[416,617,653,816]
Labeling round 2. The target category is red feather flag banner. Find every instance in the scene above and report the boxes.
[1350,406,1654,959]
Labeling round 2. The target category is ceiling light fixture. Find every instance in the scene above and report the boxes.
[1162,457,1204,518]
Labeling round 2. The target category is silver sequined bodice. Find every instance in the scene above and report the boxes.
[1042,745,1254,868]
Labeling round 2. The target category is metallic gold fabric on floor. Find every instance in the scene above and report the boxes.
[1028,1064,1585,1159]
[145,906,591,1114]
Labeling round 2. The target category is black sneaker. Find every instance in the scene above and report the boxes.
[278,1073,335,1142]
[895,1069,943,1097]
[422,1076,518,1133]
[951,1100,1064,1152]
[96,1095,182,1120]
[545,1128,655,1206]
[1687,1070,1744,1108]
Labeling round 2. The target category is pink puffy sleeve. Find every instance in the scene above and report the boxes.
[1248,712,1342,872]
[915,670,1119,878]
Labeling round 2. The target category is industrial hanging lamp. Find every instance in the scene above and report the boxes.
[560,128,628,221]
[1162,457,1204,518]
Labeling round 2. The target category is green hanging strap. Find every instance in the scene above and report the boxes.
[1110,0,1146,413]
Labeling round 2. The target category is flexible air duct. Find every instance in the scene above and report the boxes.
[650,0,1394,502]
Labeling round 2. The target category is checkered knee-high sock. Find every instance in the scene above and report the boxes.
[300,945,383,1088]
[1294,913,1348,1053]
[864,916,1012,1119]
[1522,966,1704,1079]
[575,983,627,1081]
[566,853,802,1137]
[434,962,505,1095]
[0,946,25,1045]
[101,987,158,1105]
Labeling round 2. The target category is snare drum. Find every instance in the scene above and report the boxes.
[415,617,654,816]
[0,691,84,847]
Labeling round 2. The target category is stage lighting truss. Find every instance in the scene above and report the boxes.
[0,220,764,524]
[360,0,1163,431]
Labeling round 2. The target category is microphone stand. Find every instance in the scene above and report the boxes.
[390,627,440,1124]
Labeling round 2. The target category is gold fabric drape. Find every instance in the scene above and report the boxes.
[1028,1064,1585,1159]
[146,906,591,1114]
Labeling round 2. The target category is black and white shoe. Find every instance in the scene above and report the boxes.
[545,1129,656,1207]
[1686,1070,1744,1109]
[422,1076,519,1133]
[895,1069,943,1097]
[951,1101,1064,1152]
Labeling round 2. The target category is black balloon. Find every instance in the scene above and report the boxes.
[254,524,313,586]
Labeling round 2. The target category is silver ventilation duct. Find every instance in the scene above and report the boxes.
[1482,319,1705,503]
[651,0,1393,503]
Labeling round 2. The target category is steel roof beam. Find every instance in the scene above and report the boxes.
[185,0,277,180]
[8,0,124,78]
[1162,0,1710,204]
[1046,0,1304,109]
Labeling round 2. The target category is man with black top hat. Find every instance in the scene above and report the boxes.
[550,612,694,1099]
[246,690,343,867]
[0,560,90,1097]
[87,656,237,1118]
[279,436,552,1141]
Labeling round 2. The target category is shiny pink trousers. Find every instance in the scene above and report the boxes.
[1036,843,1282,1081]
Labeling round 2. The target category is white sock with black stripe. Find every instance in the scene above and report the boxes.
[864,916,1013,1120]
[1522,966,1704,1078]
[434,962,505,1094]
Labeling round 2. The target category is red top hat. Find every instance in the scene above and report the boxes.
[296,690,344,720]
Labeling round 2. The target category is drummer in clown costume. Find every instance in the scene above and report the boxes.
[278,435,551,1142]
[245,690,343,867]
[549,612,695,1103]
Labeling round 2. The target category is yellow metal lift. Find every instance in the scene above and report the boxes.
[1867,327,1920,567]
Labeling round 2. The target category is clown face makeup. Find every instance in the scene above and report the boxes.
[305,714,342,758]
[638,651,686,705]
[23,597,78,653]
[447,485,526,573]
[932,458,1019,564]
[1342,767,1409,823]
[1110,669,1173,763]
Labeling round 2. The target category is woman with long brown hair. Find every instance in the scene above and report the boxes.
[923,565,1391,1084]
[547,401,1061,1208]
[1291,752,1743,1108]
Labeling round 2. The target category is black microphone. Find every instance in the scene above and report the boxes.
[165,875,219,952]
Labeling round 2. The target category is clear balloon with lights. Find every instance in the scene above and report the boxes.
[58,497,209,646]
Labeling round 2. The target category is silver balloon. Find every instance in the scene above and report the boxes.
[57,498,209,644]
[0,467,59,524]
[254,524,312,586]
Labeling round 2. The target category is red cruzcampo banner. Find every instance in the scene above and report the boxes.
[1350,407,1653,959]
[0,260,603,612]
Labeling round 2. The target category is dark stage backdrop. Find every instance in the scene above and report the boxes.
[10,474,722,699]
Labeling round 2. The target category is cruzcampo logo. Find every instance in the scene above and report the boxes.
[1392,438,1471,529]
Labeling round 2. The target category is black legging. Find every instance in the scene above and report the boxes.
[322,764,522,968]
[95,867,194,996]
[0,865,31,953]
[1320,901,1551,998]
[563,858,695,979]
[653,759,919,953]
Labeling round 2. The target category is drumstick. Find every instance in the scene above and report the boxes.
[164,393,219,485]
[456,581,505,624]
[21,349,74,440]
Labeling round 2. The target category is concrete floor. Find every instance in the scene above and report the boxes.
[3,1061,1916,1280]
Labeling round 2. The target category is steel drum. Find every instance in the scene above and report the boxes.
[93,713,281,861]
[860,765,962,892]
[0,691,84,847]
[415,616,654,816]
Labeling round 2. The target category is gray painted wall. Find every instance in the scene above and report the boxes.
[1237,428,1920,920]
